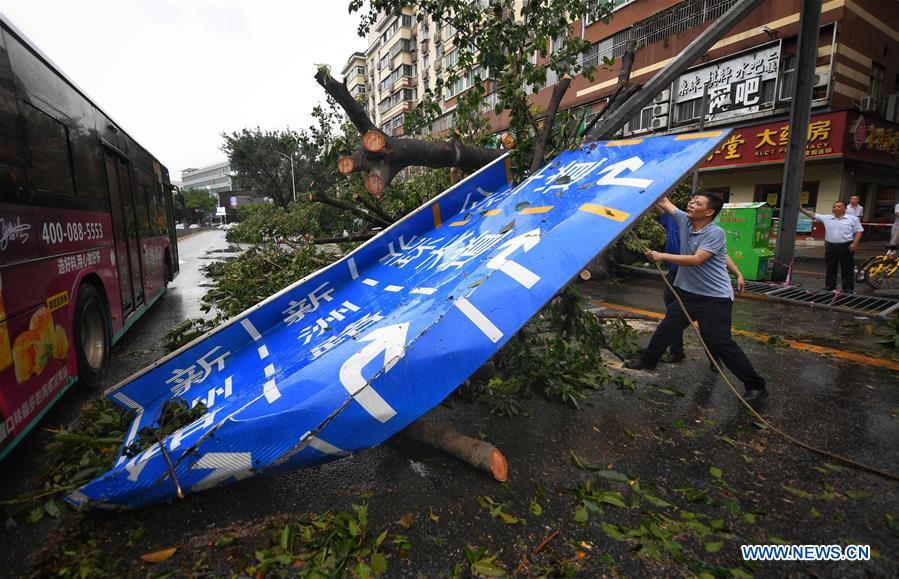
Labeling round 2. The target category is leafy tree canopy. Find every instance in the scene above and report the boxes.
[179,187,217,224]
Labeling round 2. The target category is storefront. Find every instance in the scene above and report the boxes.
[698,110,899,238]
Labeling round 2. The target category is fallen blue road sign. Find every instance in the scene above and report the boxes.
[68,130,729,509]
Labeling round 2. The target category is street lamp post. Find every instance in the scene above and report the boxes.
[275,150,296,204]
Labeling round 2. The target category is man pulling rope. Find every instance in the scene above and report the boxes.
[624,193,768,403]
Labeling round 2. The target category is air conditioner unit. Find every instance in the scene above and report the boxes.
[859,96,878,111]
[652,103,669,117]
[884,93,898,122]
[813,72,829,88]
[651,116,668,130]
[654,89,671,104]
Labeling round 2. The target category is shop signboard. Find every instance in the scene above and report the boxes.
[673,43,780,121]
[701,112,847,169]
[700,111,899,171]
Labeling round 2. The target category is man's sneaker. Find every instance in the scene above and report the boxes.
[743,388,768,403]
[662,352,686,364]
[624,359,656,371]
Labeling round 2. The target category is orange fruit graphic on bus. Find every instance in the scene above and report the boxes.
[12,329,47,383]
[51,325,69,359]
[29,306,54,356]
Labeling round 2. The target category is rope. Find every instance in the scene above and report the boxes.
[628,231,899,483]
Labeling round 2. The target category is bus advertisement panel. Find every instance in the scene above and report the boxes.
[0,15,178,459]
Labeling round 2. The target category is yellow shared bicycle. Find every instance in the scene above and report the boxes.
[856,250,899,290]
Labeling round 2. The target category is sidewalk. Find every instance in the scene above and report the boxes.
[785,238,895,293]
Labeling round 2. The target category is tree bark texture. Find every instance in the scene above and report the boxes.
[530,75,572,173]
[316,69,503,198]
[402,419,508,482]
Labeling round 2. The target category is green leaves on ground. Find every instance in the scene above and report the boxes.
[246,504,398,577]
[457,545,507,578]
[5,398,134,522]
[478,496,523,525]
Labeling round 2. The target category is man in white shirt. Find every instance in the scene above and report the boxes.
[800,201,864,293]
[846,195,864,219]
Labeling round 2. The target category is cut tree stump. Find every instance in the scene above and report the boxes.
[402,419,508,482]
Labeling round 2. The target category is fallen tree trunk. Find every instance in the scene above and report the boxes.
[402,419,508,482]
[315,68,504,198]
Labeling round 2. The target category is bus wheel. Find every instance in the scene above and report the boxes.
[74,284,108,390]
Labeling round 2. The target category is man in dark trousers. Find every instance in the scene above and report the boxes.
[800,202,863,293]
[626,193,767,402]
[655,206,685,363]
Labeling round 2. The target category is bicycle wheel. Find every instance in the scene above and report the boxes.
[864,257,899,290]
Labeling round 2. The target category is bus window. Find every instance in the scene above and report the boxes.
[22,103,75,195]
[69,104,106,202]
[133,168,152,239]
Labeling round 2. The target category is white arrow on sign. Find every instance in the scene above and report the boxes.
[338,322,409,423]
[191,452,254,491]
[487,228,541,289]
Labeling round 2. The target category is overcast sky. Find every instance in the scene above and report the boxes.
[2,0,366,181]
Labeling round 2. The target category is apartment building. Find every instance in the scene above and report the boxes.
[343,0,899,231]
[341,51,368,109]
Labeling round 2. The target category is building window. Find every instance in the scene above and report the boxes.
[754,182,818,227]
[870,63,885,101]
[625,105,654,133]
[778,55,796,101]
[441,21,457,39]
[673,99,704,124]
[356,65,365,76]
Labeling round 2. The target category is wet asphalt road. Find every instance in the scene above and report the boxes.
[1,230,898,577]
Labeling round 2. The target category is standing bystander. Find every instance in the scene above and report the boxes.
[800,202,864,293]
[625,194,767,402]
[846,195,864,219]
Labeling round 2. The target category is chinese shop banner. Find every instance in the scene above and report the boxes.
[701,110,899,170]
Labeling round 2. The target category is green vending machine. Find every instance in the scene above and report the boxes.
[714,202,774,281]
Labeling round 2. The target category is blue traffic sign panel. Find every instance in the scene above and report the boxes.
[68,130,729,509]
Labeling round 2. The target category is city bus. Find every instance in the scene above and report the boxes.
[0,15,179,460]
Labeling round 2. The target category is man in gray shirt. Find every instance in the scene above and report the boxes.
[625,193,767,402]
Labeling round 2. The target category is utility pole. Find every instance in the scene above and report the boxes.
[275,150,297,204]
[773,0,821,282]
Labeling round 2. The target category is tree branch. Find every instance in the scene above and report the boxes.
[311,232,377,245]
[582,38,637,138]
[530,75,572,172]
[314,67,376,134]
[316,69,504,195]
[353,192,396,223]
[309,189,392,229]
